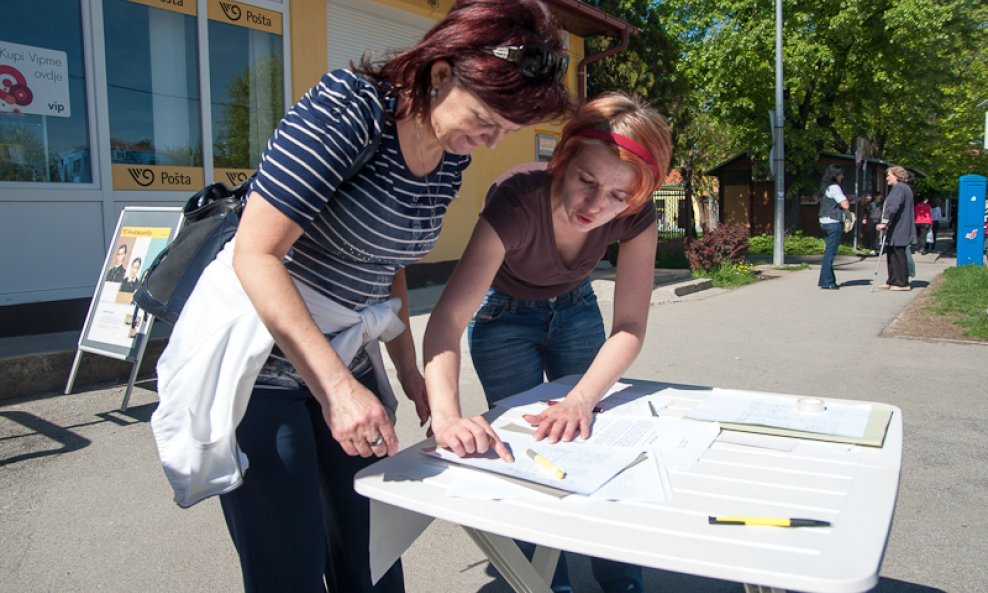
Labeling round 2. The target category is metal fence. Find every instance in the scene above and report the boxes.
[654,188,688,243]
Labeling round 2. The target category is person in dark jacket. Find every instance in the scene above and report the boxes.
[865,194,884,254]
[876,166,915,290]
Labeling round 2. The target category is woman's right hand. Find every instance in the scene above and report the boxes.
[320,375,398,458]
[432,414,513,462]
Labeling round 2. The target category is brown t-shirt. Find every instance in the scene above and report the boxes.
[480,163,656,300]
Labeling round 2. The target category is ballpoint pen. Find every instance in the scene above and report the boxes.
[708,516,831,527]
[647,401,659,417]
[525,448,566,479]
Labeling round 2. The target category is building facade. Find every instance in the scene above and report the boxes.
[0,0,630,337]
[709,153,925,237]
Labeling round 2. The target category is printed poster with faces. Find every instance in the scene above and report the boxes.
[80,208,182,358]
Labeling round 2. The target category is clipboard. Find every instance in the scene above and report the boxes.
[716,403,894,447]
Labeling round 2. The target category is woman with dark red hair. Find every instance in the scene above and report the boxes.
[423,92,671,593]
[212,1,572,591]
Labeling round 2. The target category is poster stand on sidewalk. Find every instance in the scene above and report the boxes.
[65,207,183,410]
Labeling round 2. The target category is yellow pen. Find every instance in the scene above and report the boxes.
[525,448,566,479]
[708,516,831,527]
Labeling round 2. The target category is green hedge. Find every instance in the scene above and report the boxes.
[748,231,856,256]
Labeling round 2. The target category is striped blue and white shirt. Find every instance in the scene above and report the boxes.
[249,69,470,384]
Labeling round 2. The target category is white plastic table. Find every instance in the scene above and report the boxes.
[355,378,902,593]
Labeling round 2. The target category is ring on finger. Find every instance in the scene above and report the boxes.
[369,435,384,447]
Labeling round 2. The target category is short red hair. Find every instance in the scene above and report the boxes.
[548,93,671,216]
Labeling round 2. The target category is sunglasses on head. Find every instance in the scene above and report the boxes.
[483,45,569,82]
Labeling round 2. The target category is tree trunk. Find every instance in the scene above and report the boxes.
[680,164,698,239]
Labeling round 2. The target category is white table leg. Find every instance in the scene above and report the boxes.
[463,527,555,593]
[744,585,787,593]
[530,545,561,583]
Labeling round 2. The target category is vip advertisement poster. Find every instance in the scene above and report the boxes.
[0,40,71,117]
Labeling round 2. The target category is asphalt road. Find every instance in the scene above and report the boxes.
[2,254,984,593]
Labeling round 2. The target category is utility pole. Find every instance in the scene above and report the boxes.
[979,100,988,150]
[772,0,785,266]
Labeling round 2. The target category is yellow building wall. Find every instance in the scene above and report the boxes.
[289,0,328,100]
[289,0,582,263]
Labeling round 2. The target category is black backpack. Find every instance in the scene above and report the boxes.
[133,135,380,323]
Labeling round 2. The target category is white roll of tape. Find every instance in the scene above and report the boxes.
[796,397,826,414]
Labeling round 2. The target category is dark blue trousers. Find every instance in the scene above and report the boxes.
[220,373,404,593]
[818,222,842,287]
[469,280,643,593]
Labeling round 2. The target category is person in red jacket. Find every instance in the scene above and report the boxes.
[914,196,933,255]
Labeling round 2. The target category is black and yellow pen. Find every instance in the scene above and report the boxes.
[708,516,831,527]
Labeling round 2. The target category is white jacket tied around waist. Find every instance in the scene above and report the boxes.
[151,239,405,508]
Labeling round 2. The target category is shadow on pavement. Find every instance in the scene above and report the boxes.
[0,400,155,467]
[480,555,744,593]
[475,556,944,593]
[0,410,91,466]
[841,279,877,287]
[870,577,946,593]
[97,401,155,424]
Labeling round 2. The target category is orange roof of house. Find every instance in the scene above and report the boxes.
[663,169,683,186]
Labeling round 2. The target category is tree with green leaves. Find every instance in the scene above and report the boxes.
[584,1,737,236]
[639,0,985,226]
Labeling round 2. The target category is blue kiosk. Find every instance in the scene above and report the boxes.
[956,174,986,266]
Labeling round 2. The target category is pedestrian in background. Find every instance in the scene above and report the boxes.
[816,164,851,290]
[865,194,884,255]
[929,199,942,252]
[914,195,933,255]
[876,166,916,290]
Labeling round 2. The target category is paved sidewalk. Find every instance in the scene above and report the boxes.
[2,253,984,593]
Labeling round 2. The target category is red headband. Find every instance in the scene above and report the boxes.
[573,128,659,177]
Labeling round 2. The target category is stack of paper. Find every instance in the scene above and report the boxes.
[684,388,893,446]
[431,382,722,500]
[428,432,641,496]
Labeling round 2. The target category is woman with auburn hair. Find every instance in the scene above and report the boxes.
[157,1,574,592]
[423,92,671,593]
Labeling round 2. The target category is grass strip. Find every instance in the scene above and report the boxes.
[927,265,988,340]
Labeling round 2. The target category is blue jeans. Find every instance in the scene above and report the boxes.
[818,222,842,287]
[468,279,643,593]
[220,371,405,593]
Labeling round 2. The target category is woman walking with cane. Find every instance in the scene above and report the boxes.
[876,166,916,291]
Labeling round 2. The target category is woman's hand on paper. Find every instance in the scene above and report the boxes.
[432,415,513,462]
[523,397,593,443]
[320,375,398,458]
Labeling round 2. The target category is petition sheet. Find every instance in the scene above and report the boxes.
[427,431,641,496]
[493,382,675,421]
[589,449,672,501]
[583,415,720,469]
[686,389,871,438]
[493,381,635,410]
